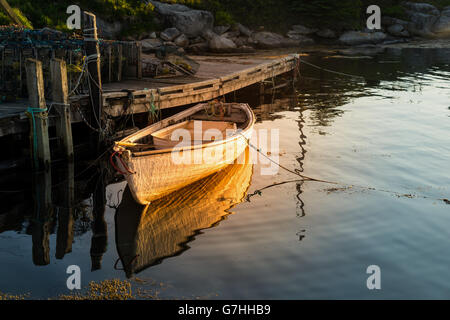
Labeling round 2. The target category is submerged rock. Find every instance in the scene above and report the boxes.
[338,46,386,56]
[339,31,387,45]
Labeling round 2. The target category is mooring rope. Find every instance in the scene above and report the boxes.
[238,132,449,205]
[299,58,366,81]
[25,106,48,168]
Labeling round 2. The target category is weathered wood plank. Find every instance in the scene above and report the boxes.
[102,54,298,117]
[25,58,51,170]
[50,58,74,161]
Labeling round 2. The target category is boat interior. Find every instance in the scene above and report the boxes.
[117,103,251,153]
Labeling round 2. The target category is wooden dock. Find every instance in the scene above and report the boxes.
[0,52,299,170]
[0,53,299,135]
[98,53,299,117]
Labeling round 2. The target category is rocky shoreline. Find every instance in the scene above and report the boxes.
[119,1,449,57]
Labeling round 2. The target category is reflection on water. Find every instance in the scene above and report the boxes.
[115,149,253,278]
[0,48,449,298]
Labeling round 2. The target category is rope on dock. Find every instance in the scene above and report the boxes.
[26,106,48,168]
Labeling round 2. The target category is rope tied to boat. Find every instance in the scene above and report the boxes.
[110,150,135,175]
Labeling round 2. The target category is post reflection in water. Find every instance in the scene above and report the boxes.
[30,170,53,266]
[115,148,254,278]
[253,94,307,222]
[90,167,108,271]
[55,164,74,260]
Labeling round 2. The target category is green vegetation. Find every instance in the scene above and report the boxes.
[0,0,449,36]
[290,0,363,30]
[2,0,156,36]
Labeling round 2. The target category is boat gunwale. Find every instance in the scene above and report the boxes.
[115,102,255,158]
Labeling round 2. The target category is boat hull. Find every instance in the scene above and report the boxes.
[118,127,252,205]
[114,102,255,205]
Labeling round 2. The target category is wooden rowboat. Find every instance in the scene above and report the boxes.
[113,102,255,205]
[115,148,253,277]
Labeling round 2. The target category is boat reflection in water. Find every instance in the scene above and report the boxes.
[115,147,253,278]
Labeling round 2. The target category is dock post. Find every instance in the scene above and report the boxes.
[108,45,112,83]
[136,42,142,79]
[50,58,74,161]
[25,58,51,171]
[117,44,123,82]
[83,11,103,137]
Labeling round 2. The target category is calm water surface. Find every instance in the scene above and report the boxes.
[0,48,449,299]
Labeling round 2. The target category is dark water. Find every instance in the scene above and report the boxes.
[0,48,449,299]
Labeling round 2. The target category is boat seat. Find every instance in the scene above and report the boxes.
[151,120,237,150]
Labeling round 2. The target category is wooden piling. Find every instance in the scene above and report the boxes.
[108,46,112,83]
[136,42,142,79]
[25,58,51,170]
[117,44,123,82]
[83,11,103,135]
[50,58,74,161]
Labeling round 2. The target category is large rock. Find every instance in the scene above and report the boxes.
[290,25,318,35]
[222,30,240,39]
[402,2,440,16]
[236,23,252,37]
[201,29,216,41]
[402,2,440,37]
[160,27,181,41]
[150,0,214,37]
[208,35,237,52]
[316,28,337,39]
[174,34,189,47]
[387,24,410,37]
[381,16,409,27]
[339,31,387,45]
[214,25,230,35]
[433,6,450,37]
[234,36,249,47]
[286,33,314,44]
[141,38,163,52]
[251,31,300,49]
[187,41,209,53]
